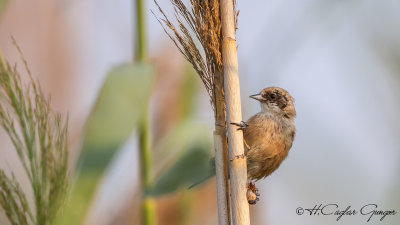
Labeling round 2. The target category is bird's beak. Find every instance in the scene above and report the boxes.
[250,94,263,101]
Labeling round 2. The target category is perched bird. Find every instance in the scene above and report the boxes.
[190,87,296,204]
[232,87,296,204]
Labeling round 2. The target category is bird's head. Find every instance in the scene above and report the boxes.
[250,87,296,119]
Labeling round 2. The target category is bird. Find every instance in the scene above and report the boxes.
[231,86,296,204]
[189,87,296,204]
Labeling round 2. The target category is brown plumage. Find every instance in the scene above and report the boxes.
[191,87,296,204]
[232,87,296,204]
[243,87,296,181]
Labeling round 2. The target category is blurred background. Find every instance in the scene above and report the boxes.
[0,0,399,225]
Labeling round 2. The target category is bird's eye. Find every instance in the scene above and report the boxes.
[270,93,276,99]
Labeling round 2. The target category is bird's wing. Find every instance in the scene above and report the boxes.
[243,114,286,159]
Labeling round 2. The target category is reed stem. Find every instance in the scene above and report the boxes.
[220,0,250,224]
[135,0,156,224]
[136,0,148,62]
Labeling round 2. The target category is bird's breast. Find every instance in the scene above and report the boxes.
[244,112,295,150]
[243,112,295,180]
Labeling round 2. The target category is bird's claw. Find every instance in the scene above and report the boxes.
[231,121,248,131]
[247,182,260,205]
[248,198,259,205]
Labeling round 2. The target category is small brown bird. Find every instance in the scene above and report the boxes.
[189,87,296,204]
[232,87,296,204]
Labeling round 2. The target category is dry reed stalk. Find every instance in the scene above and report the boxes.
[213,132,229,225]
[153,0,222,105]
[219,0,250,224]
[153,1,240,225]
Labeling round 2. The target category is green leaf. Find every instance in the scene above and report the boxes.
[82,63,155,155]
[144,62,212,196]
[57,63,156,225]
[148,144,212,196]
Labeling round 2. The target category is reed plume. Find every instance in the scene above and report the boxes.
[153,1,241,225]
[153,0,238,111]
[0,41,69,225]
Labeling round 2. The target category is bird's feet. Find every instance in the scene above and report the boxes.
[231,121,248,131]
[247,182,260,205]
[231,121,251,151]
